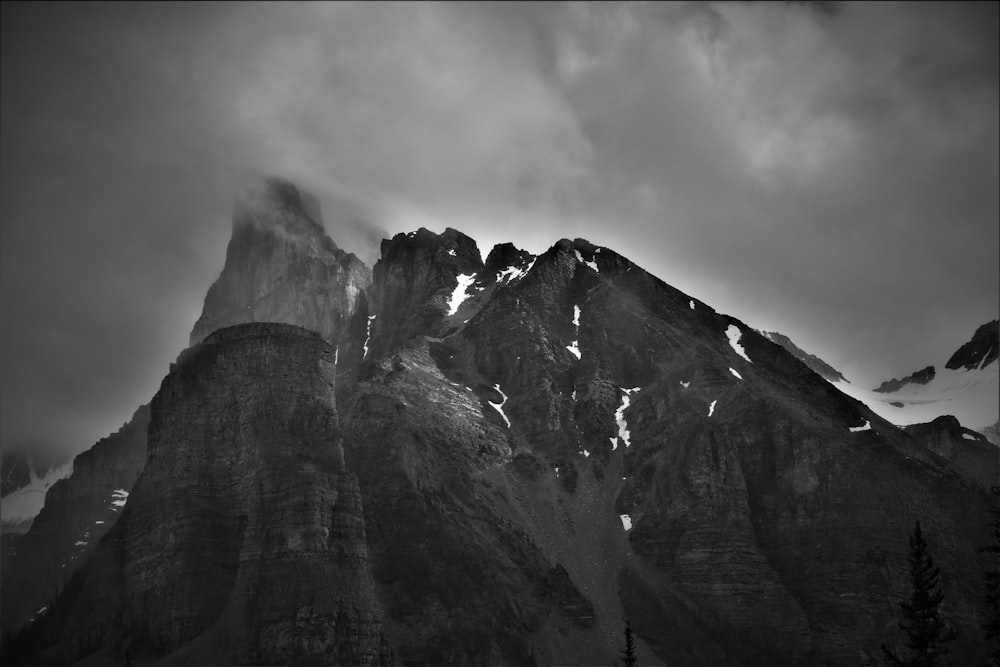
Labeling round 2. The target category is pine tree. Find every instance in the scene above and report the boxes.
[620,618,637,667]
[982,486,1000,666]
[882,520,955,666]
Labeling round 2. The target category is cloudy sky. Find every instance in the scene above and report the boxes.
[2,1,997,459]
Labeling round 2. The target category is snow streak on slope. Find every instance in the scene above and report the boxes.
[609,387,640,450]
[447,274,477,315]
[1,460,74,532]
[488,384,511,428]
[726,325,753,363]
[363,314,376,358]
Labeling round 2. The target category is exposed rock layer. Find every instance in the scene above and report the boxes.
[1,405,148,633]
[946,319,999,370]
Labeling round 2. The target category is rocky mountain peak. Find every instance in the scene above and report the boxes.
[189,176,371,348]
[945,319,998,370]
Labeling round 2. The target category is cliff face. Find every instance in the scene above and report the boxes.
[22,324,389,665]
[9,194,995,666]
[946,319,999,370]
[189,178,371,351]
[346,232,994,665]
[1,405,148,633]
[762,330,848,384]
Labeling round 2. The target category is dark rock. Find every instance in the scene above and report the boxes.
[20,324,390,665]
[761,330,848,383]
[904,415,999,489]
[873,365,936,393]
[945,319,999,370]
[1,404,149,634]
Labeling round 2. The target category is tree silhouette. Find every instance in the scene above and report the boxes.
[882,520,955,666]
[620,618,637,667]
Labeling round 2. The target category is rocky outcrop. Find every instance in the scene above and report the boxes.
[904,415,999,489]
[10,324,389,665]
[873,365,936,393]
[946,319,999,370]
[761,330,848,383]
[1,405,148,634]
[10,203,995,666]
[189,178,371,354]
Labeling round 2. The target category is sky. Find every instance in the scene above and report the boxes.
[1,1,998,460]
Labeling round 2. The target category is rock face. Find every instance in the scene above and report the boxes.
[873,364,936,393]
[904,415,999,489]
[8,190,996,666]
[1,405,148,634]
[762,330,848,383]
[189,178,371,352]
[12,324,389,665]
[946,319,999,370]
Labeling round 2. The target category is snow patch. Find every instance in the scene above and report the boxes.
[573,249,599,273]
[74,540,87,546]
[447,273,477,315]
[961,432,978,441]
[1,459,74,527]
[849,420,872,433]
[363,314,376,358]
[613,387,641,449]
[689,300,695,310]
[679,381,690,389]
[488,384,511,428]
[729,367,743,380]
[572,305,581,327]
[497,258,536,284]
[582,449,590,458]
[566,341,581,359]
[620,514,633,531]
[447,248,456,256]
[708,400,717,417]
[725,325,753,363]
[95,520,105,525]
[109,488,129,510]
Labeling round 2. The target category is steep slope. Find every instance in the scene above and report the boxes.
[8,198,994,666]
[189,177,371,350]
[903,415,998,489]
[0,405,148,634]
[761,330,847,384]
[346,230,993,665]
[10,324,389,665]
[1,456,73,535]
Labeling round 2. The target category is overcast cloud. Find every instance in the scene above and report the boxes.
[1,1,997,458]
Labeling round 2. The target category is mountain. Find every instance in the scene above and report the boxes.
[0,406,148,634]
[831,320,999,433]
[945,319,998,371]
[4,179,995,666]
[760,330,847,383]
[1,453,73,535]
[189,177,371,349]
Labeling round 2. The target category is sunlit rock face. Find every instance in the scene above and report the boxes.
[189,177,371,351]
[10,181,995,666]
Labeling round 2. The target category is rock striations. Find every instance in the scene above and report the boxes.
[189,178,371,351]
[5,178,996,666]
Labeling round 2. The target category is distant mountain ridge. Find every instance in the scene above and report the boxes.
[760,330,847,383]
[3,177,995,666]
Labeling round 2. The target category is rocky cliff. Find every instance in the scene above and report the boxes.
[189,178,371,351]
[946,319,999,370]
[6,186,996,666]
[11,324,390,665]
[1,405,148,634]
[761,330,848,384]
[873,365,936,393]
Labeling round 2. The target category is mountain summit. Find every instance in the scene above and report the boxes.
[4,179,995,666]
